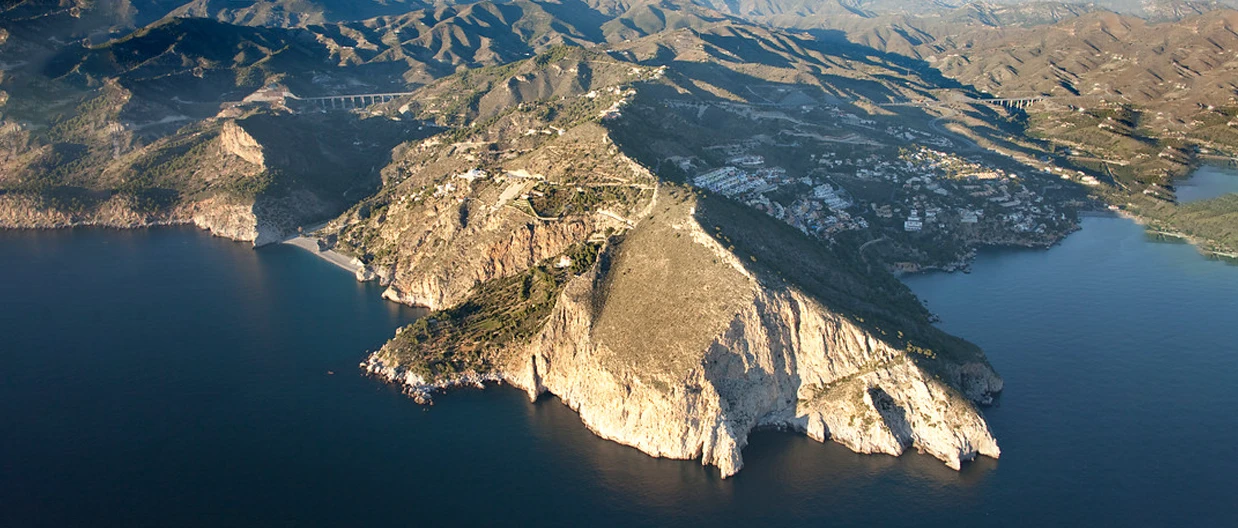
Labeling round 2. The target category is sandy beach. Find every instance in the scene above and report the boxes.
[282,234,361,275]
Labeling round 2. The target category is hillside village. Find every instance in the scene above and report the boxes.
[687,144,1073,246]
[642,95,1085,268]
[210,67,1087,274]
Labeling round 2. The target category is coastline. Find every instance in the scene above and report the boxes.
[891,220,1082,277]
[1104,162,1238,259]
[281,233,364,275]
[1113,207,1238,260]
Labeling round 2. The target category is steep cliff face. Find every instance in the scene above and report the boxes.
[0,187,333,246]
[364,186,1002,477]
[375,199,609,310]
[1,108,397,245]
[218,121,266,168]
[188,191,332,245]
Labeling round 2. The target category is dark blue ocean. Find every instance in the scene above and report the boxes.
[2,215,1236,527]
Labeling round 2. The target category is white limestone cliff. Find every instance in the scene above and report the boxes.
[363,189,1002,477]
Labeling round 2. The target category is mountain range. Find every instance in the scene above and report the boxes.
[3,0,1236,476]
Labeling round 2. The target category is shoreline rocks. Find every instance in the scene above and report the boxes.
[364,188,1003,477]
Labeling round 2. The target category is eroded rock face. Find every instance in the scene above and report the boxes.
[0,193,181,229]
[219,121,266,168]
[0,115,337,246]
[501,259,998,477]
[0,190,330,246]
[189,195,264,242]
[377,206,603,310]
[364,187,1002,477]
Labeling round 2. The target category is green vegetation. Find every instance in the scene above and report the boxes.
[529,183,644,217]
[532,45,577,68]
[1026,103,1238,253]
[223,171,277,200]
[1128,193,1238,255]
[48,88,124,144]
[381,242,601,381]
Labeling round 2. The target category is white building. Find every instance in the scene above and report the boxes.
[904,209,923,232]
[455,168,488,182]
[727,155,765,167]
[693,167,775,196]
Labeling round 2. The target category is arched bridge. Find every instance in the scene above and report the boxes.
[290,92,416,110]
[965,94,1105,109]
[975,96,1046,109]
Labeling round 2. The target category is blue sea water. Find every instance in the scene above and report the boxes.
[1,218,1236,527]
[1176,165,1238,203]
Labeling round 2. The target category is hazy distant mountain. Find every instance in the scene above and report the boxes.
[841,8,1238,107]
[689,0,1238,21]
[6,0,1238,484]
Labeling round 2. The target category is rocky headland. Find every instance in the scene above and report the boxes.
[1,11,1017,479]
[359,182,1002,477]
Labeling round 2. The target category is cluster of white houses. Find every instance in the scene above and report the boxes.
[686,130,1070,243]
[691,159,866,239]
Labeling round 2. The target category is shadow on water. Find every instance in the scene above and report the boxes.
[385,378,992,525]
[7,220,1238,526]
[434,381,997,518]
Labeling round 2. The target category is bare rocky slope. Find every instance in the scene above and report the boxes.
[363,185,1002,477]
[278,40,1009,476]
[0,75,423,244]
[8,0,1236,476]
[3,2,1014,476]
[152,14,1014,475]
